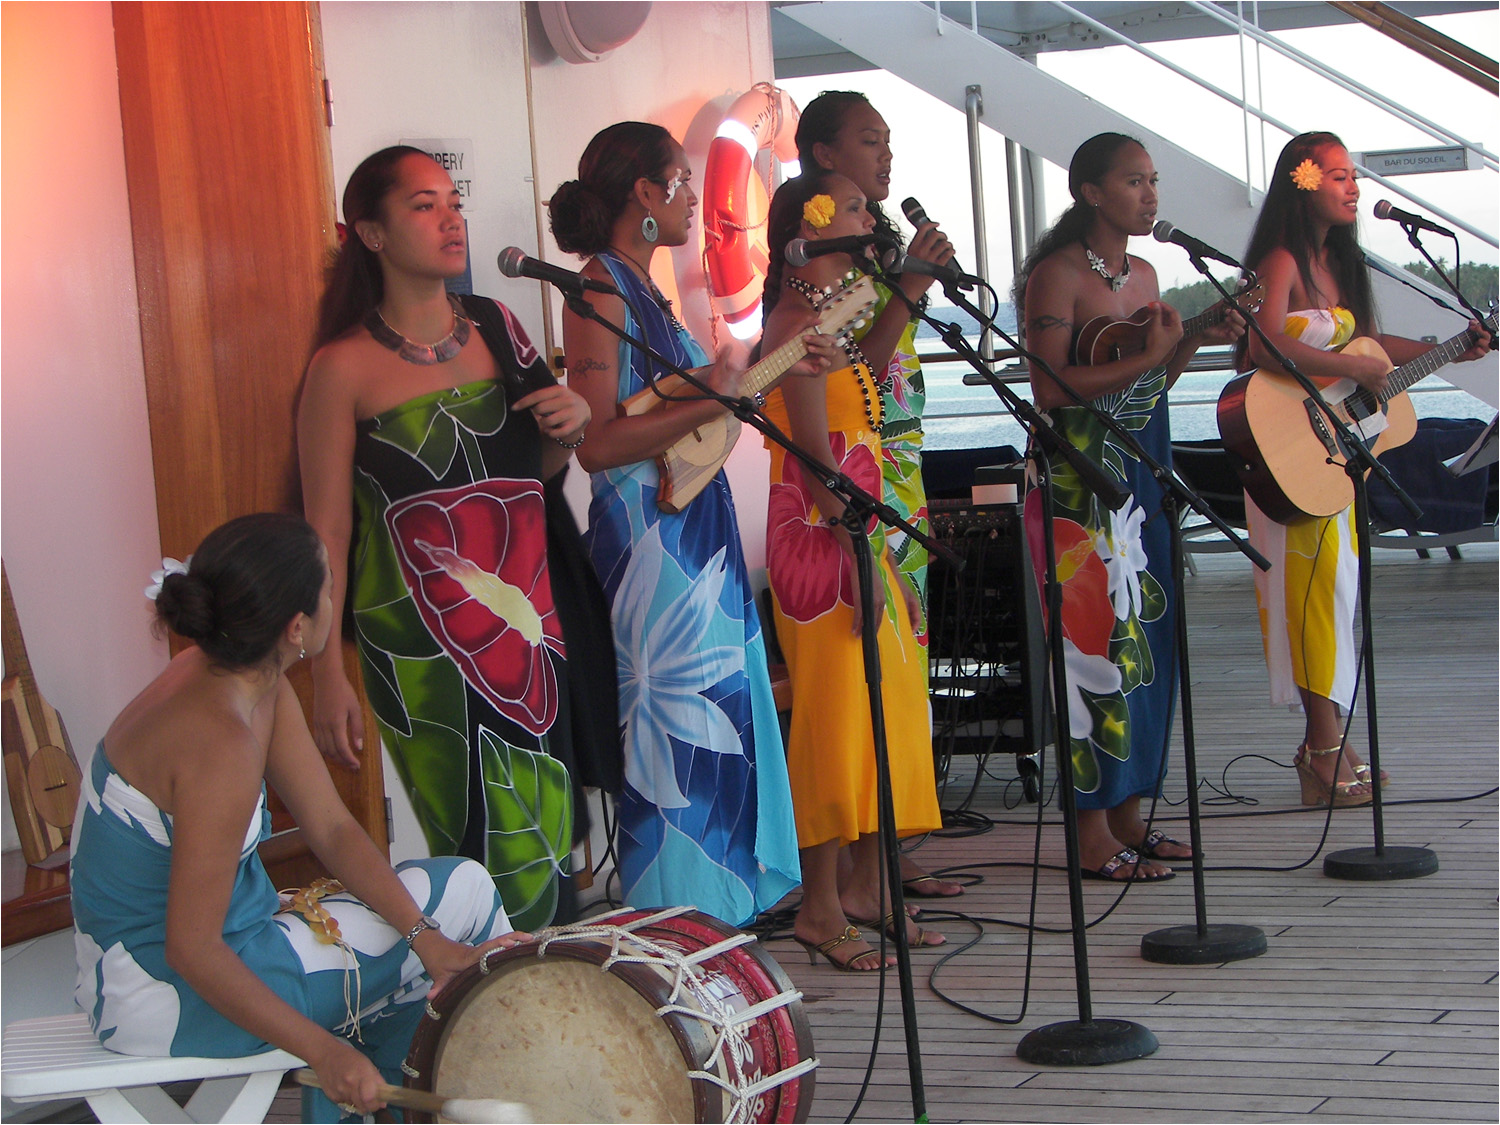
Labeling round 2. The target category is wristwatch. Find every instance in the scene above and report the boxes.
[404,913,442,947]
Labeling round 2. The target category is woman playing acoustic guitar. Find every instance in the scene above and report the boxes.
[1238,132,1491,806]
[1014,133,1243,880]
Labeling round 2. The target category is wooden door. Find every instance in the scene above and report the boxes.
[113,1,387,880]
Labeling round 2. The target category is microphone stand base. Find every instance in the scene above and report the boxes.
[1324,845,1438,881]
[1140,923,1267,965]
[1016,1019,1158,1067]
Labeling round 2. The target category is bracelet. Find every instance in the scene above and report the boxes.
[553,430,586,449]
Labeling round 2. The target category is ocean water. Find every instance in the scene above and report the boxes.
[917,302,1492,454]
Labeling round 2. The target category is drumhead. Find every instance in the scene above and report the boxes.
[428,954,698,1123]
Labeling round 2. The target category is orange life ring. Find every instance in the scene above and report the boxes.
[703,83,800,341]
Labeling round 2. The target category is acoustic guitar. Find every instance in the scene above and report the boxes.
[1217,310,1497,523]
[1073,280,1266,366]
[2,563,83,865]
[619,275,878,514]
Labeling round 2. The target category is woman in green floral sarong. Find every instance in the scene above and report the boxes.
[794,91,969,899]
[1015,133,1242,881]
[299,147,592,929]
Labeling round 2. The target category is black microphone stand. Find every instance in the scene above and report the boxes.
[1215,265,1436,882]
[878,268,1164,1065]
[551,278,956,1120]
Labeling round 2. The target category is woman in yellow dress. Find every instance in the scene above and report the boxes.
[1240,132,1491,804]
[759,170,943,971]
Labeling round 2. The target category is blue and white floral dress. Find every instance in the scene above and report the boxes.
[70,745,511,1122]
[580,254,800,925]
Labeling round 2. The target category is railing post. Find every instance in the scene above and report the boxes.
[965,83,995,361]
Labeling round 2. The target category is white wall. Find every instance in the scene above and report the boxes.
[528,0,778,565]
[0,2,168,850]
[320,1,547,348]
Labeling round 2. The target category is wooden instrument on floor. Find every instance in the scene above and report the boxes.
[620,275,878,514]
[1217,311,1497,522]
[2,563,83,865]
[1073,280,1265,366]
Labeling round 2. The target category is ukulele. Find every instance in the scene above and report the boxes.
[619,275,879,514]
[1217,309,1497,522]
[1073,280,1266,366]
[2,563,83,865]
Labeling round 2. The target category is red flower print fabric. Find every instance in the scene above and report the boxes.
[387,480,564,734]
[767,433,882,624]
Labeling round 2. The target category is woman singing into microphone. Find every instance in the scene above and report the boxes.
[1015,133,1242,881]
[794,89,964,900]
[1238,132,1491,805]
[549,122,836,926]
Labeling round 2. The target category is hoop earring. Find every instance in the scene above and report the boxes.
[641,213,659,243]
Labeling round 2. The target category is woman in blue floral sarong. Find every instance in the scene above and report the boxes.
[70,514,528,1122]
[548,122,836,925]
[1015,133,1242,881]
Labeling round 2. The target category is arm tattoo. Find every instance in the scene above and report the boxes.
[570,357,608,375]
[1027,315,1072,334]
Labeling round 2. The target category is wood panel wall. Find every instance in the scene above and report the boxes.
[112,1,387,872]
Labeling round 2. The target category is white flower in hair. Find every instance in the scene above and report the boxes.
[144,556,192,602]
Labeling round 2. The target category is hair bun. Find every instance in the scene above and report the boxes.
[154,571,216,641]
[549,179,617,257]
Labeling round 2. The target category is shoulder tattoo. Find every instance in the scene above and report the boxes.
[1027,314,1072,334]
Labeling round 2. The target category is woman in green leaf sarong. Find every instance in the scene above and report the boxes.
[1014,133,1242,881]
[299,147,592,929]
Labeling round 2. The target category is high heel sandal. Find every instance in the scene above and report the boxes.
[851,911,946,948]
[793,925,887,972]
[1294,743,1373,807]
[1349,760,1391,790]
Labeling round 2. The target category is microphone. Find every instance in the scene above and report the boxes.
[1152,221,1244,269]
[784,233,897,268]
[900,196,967,276]
[887,251,980,291]
[497,247,619,295]
[1373,200,1455,238]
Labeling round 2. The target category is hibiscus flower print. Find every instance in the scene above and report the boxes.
[612,527,746,810]
[767,434,881,624]
[387,480,564,735]
[1098,499,1149,622]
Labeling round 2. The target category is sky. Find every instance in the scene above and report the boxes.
[779,9,1499,300]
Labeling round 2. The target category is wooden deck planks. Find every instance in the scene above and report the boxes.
[257,544,1494,1124]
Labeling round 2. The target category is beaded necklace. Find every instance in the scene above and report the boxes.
[786,274,883,432]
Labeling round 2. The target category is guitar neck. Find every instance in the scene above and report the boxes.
[1182,304,1225,340]
[1,564,32,680]
[1382,318,1495,402]
[744,335,809,398]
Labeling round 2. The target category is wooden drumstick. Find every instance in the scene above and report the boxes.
[293,1067,531,1123]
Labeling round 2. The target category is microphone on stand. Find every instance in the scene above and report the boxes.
[1152,221,1244,270]
[1373,200,1455,238]
[497,247,620,295]
[784,233,899,268]
[887,251,981,291]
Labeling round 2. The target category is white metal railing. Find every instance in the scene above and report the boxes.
[1011,0,1497,247]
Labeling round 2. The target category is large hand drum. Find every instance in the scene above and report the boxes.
[403,907,817,1123]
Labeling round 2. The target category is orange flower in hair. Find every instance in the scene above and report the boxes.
[1290,159,1323,192]
[803,194,836,229]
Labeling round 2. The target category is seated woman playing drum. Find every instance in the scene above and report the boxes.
[69,513,530,1122]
